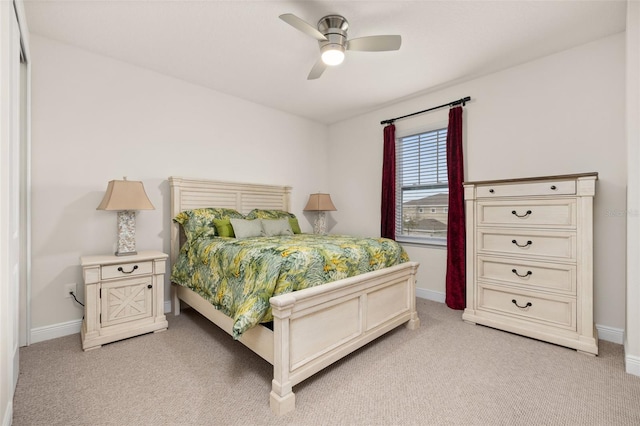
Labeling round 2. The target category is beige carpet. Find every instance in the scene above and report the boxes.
[13,299,640,425]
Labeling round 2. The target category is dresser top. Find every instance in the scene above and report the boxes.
[463,172,598,186]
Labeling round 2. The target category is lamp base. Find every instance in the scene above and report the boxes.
[313,211,328,235]
[115,210,138,256]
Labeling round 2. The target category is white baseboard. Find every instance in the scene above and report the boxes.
[30,301,173,344]
[28,298,626,347]
[596,324,624,345]
[625,354,640,377]
[416,288,445,303]
[31,318,82,344]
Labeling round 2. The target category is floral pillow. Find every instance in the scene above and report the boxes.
[245,209,294,220]
[173,208,244,241]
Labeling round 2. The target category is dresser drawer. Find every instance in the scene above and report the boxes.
[477,284,576,330]
[476,180,576,198]
[101,260,153,280]
[477,200,576,228]
[477,229,576,260]
[477,256,576,294]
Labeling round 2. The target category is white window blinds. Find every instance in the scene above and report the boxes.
[396,128,449,243]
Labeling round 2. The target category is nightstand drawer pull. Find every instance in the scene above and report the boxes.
[511,209,532,218]
[117,265,138,274]
[511,239,532,248]
[511,268,532,278]
[147,284,152,289]
[550,185,557,190]
[512,299,532,309]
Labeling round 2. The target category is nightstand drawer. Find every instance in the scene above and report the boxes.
[477,229,576,261]
[477,256,576,294]
[477,284,576,330]
[477,200,576,228]
[476,180,575,198]
[102,260,153,280]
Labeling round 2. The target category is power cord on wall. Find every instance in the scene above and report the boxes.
[69,290,84,307]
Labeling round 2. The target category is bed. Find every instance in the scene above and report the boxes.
[169,177,420,414]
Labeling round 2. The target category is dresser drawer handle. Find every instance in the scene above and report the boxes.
[511,210,532,218]
[489,189,495,193]
[512,299,532,309]
[511,269,532,278]
[117,265,138,274]
[511,239,532,248]
[550,185,557,190]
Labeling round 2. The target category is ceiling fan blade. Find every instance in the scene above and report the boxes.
[347,35,402,52]
[279,13,328,41]
[307,58,327,80]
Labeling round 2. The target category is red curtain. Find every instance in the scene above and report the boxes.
[445,106,466,309]
[381,124,396,239]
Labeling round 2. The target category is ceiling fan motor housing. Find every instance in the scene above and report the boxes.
[317,15,348,53]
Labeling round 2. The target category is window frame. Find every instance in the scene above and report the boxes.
[395,124,449,247]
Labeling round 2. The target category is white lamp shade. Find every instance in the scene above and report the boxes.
[97,179,155,211]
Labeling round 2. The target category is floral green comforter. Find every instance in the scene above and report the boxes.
[171,234,409,339]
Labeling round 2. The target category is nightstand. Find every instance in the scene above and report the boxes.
[80,250,169,351]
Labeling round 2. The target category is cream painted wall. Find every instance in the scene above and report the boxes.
[328,33,626,330]
[30,35,329,331]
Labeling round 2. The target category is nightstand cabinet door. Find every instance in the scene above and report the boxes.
[80,251,168,351]
[100,276,153,327]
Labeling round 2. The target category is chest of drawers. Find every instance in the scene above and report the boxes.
[461,173,598,355]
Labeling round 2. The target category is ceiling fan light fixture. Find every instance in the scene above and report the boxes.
[321,45,345,66]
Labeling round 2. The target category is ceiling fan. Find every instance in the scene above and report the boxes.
[279,13,402,80]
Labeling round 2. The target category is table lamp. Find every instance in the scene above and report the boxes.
[303,193,337,234]
[97,177,155,256]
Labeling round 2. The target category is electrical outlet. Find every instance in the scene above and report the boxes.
[64,283,77,299]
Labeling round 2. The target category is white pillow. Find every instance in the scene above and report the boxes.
[261,218,293,237]
[229,218,262,239]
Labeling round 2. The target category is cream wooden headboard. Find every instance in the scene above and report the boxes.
[168,177,292,265]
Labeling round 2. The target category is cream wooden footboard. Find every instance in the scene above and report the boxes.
[269,261,419,414]
[168,177,420,414]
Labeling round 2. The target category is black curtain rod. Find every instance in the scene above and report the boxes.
[380,96,471,125]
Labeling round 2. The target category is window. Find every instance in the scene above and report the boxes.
[396,127,448,245]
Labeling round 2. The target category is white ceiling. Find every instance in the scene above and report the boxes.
[23,0,627,124]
